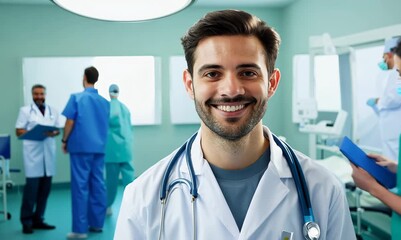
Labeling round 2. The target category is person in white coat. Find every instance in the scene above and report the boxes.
[15,84,62,234]
[367,37,401,162]
[114,10,356,240]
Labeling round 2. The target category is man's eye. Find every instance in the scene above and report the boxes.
[205,72,219,78]
[241,71,257,77]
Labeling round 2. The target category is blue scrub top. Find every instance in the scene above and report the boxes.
[62,87,110,153]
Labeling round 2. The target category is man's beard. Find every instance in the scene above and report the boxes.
[194,95,267,141]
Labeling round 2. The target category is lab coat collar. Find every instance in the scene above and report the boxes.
[180,126,293,179]
[30,103,46,117]
[263,126,293,178]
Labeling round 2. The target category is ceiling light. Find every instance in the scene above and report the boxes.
[51,0,195,22]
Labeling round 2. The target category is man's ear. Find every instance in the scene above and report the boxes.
[268,68,281,98]
[183,69,195,99]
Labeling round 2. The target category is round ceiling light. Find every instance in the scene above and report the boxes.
[52,0,195,22]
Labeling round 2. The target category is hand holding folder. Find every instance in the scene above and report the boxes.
[339,136,397,189]
[18,124,59,141]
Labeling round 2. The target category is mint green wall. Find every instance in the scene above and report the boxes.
[0,4,284,185]
[279,0,401,153]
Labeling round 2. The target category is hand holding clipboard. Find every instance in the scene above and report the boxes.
[339,136,397,189]
[18,124,59,141]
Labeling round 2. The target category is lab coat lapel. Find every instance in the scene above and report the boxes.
[178,130,239,237]
[198,163,240,238]
[240,162,289,237]
[240,127,292,237]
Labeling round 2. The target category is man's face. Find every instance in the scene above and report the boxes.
[32,87,46,106]
[383,53,394,69]
[183,35,280,141]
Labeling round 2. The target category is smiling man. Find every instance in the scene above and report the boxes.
[15,84,62,234]
[114,10,356,240]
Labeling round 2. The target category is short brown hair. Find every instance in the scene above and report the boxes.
[181,9,281,76]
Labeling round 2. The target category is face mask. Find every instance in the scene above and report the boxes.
[397,87,401,96]
[397,80,401,96]
[378,61,388,71]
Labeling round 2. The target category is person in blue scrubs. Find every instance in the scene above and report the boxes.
[105,84,134,215]
[61,66,110,239]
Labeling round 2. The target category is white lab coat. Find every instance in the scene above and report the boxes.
[15,103,62,177]
[377,69,401,161]
[114,127,356,240]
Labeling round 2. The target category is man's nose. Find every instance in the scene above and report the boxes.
[220,74,245,97]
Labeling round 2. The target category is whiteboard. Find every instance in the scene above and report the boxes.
[22,56,161,125]
[169,56,200,124]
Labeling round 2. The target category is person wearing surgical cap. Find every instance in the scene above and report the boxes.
[352,39,401,238]
[104,84,135,216]
[366,36,401,162]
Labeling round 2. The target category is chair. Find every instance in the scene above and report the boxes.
[0,134,11,220]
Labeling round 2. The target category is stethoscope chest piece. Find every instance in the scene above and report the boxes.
[303,221,320,240]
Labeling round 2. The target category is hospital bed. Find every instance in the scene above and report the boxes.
[316,155,391,239]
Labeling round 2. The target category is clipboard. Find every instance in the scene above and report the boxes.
[339,136,397,189]
[18,124,59,141]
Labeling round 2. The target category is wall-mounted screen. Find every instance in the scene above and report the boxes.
[23,56,161,125]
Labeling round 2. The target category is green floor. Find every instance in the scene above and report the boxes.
[0,183,123,240]
[1,182,392,240]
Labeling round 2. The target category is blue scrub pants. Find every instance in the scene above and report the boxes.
[70,153,106,234]
[105,162,134,207]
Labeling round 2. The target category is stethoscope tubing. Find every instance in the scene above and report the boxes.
[273,135,315,222]
[160,132,198,200]
[30,103,54,119]
[185,132,198,198]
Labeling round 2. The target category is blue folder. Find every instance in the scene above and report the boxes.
[0,135,11,159]
[18,124,59,141]
[339,136,397,189]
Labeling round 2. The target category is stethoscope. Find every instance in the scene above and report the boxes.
[159,131,321,240]
[30,103,54,120]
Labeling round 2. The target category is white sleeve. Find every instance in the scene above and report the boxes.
[326,183,357,240]
[114,183,145,240]
[15,107,28,129]
[378,71,401,110]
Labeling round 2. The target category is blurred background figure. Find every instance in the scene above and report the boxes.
[15,84,61,234]
[105,84,134,216]
[61,66,110,239]
[366,37,401,161]
[353,39,401,240]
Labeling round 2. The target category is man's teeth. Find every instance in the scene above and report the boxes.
[217,105,244,112]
